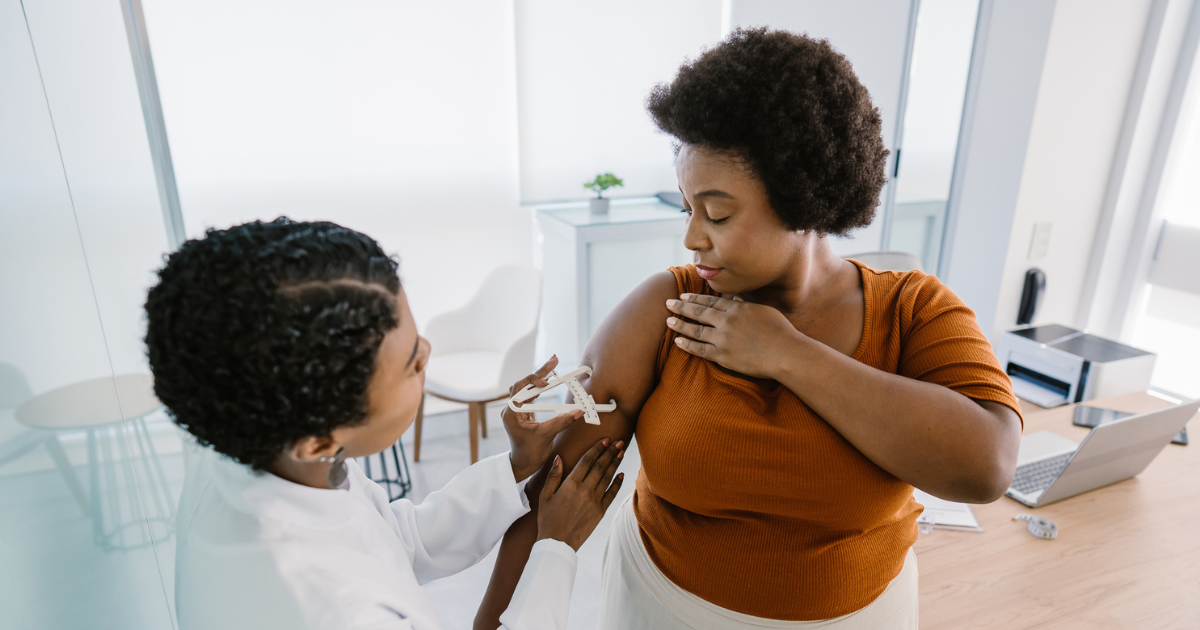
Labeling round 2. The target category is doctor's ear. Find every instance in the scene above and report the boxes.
[285,435,341,463]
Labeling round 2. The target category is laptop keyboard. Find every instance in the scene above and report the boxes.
[1010,452,1074,495]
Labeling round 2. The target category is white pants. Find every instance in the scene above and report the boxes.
[598,496,919,630]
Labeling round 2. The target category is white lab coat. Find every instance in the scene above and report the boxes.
[175,446,575,630]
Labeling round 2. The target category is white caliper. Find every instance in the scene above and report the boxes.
[507,366,616,425]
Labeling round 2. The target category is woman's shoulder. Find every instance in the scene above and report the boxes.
[851,261,961,313]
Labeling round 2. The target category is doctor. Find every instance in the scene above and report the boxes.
[144,218,625,629]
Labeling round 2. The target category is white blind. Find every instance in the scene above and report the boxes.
[513,0,723,203]
[142,0,526,328]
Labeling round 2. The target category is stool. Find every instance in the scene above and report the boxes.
[16,374,174,551]
[356,441,412,501]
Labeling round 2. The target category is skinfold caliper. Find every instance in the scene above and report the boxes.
[506,366,616,425]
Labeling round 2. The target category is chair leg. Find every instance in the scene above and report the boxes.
[468,402,480,464]
[480,402,488,438]
[413,392,424,462]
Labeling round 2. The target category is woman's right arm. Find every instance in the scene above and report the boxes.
[474,271,679,630]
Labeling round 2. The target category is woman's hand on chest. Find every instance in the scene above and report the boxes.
[665,293,807,379]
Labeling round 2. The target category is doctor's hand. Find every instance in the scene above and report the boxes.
[537,439,625,551]
[505,355,582,482]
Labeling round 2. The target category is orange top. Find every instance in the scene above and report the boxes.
[632,261,1022,620]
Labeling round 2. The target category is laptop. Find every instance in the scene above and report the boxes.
[1006,400,1199,507]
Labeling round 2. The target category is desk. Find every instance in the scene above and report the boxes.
[535,200,689,367]
[915,392,1200,629]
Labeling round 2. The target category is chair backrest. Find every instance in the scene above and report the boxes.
[845,251,923,272]
[425,265,542,357]
[0,363,32,410]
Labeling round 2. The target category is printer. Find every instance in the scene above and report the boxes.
[995,324,1156,408]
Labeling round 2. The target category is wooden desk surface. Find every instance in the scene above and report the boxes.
[915,393,1200,629]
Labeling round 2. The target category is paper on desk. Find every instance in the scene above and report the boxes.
[914,489,984,532]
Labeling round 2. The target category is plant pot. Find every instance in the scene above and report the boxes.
[589,197,610,214]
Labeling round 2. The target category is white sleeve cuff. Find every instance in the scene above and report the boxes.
[497,539,578,630]
[513,467,532,511]
[530,538,576,564]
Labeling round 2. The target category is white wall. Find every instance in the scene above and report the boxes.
[939,0,1057,337]
[514,0,723,203]
[992,0,1156,338]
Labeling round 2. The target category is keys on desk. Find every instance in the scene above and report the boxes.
[1010,452,1073,495]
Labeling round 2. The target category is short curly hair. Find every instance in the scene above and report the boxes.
[647,27,889,235]
[144,218,401,471]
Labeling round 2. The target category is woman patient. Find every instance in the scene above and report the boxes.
[477,28,1023,629]
[146,218,624,629]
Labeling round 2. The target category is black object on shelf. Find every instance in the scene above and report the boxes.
[1017,268,1045,325]
[656,191,684,208]
[359,441,413,501]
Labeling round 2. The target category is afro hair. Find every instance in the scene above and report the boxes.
[647,27,889,235]
[144,218,401,471]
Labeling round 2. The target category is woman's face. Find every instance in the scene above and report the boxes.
[334,287,430,458]
[676,143,804,295]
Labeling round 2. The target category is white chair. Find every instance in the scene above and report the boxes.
[418,265,541,464]
[845,251,923,272]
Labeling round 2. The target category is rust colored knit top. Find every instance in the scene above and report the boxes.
[632,261,1022,620]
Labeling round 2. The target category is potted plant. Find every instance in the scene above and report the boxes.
[584,173,624,214]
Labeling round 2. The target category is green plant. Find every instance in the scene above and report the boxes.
[584,173,624,198]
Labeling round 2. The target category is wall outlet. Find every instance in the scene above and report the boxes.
[1029,222,1053,260]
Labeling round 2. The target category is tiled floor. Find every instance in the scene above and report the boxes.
[0,408,639,630]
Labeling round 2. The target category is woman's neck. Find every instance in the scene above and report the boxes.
[737,235,851,319]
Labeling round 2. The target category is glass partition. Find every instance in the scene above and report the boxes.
[888,0,981,273]
[1,0,178,627]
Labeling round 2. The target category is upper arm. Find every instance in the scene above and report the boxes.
[540,270,679,473]
[898,276,1024,425]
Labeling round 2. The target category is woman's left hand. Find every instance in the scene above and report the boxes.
[665,293,800,379]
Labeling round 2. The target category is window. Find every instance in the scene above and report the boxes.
[1128,45,1200,398]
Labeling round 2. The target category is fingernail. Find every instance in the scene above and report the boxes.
[667,317,678,326]
[681,293,693,299]
[554,455,561,466]
[602,438,610,446]
[675,337,684,345]
[619,473,625,479]
[615,441,624,449]
[618,451,624,458]
[666,299,678,306]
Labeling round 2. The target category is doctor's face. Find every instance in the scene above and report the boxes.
[336,287,430,458]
